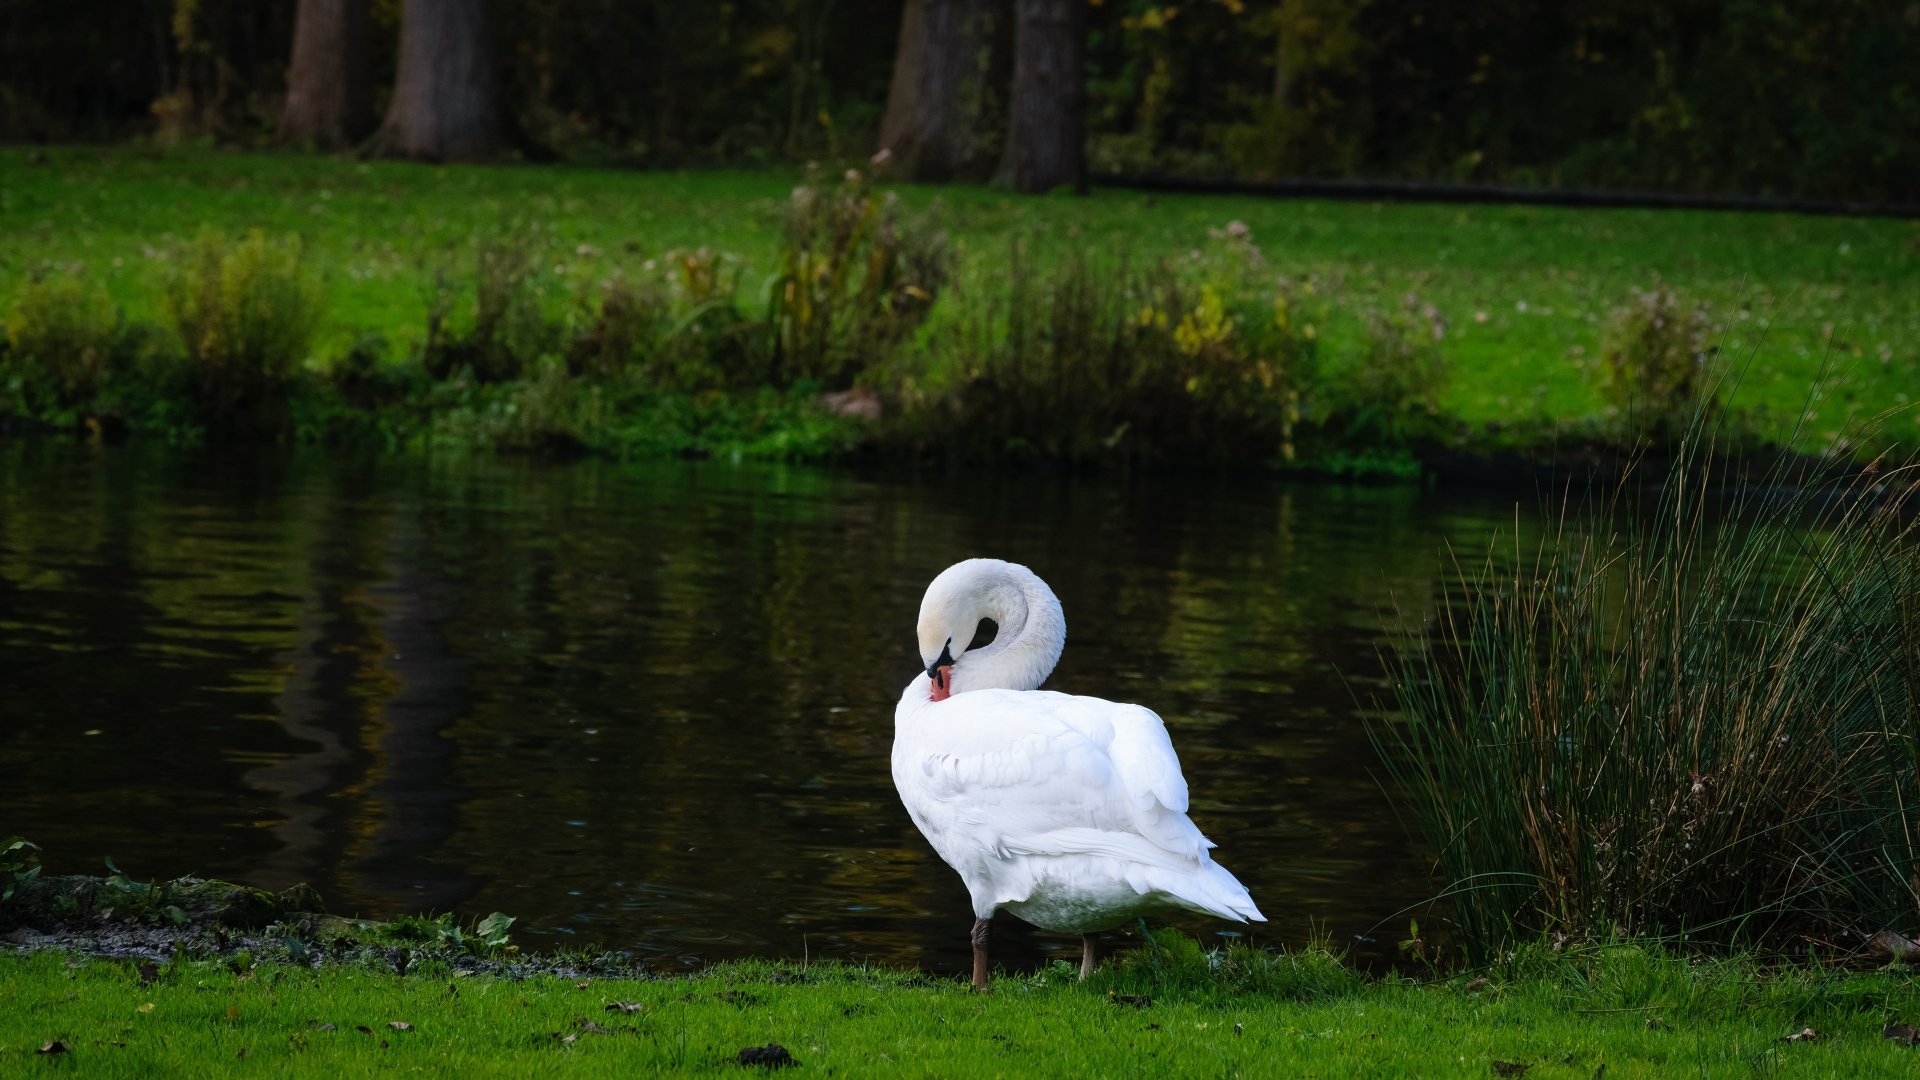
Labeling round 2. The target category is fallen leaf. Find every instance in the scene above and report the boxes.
[226,1006,239,1022]
[1779,1027,1820,1043]
[37,1040,68,1055]
[307,1021,335,1032]
[1885,1022,1920,1045]
[388,1021,413,1032]
[1491,1063,1531,1078]
[738,1043,797,1068]
[137,1003,155,1014]
[576,979,591,989]
[355,1025,374,1035]
[606,1002,644,1014]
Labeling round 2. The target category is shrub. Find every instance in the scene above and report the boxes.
[568,250,769,390]
[1598,287,1718,438]
[886,224,1316,464]
[2,266,120,416]
[1375,443,1920,960]
[163,229,323,431]
[1318,292,1450,443]
[769,169,950,388]
[424,233,562,384]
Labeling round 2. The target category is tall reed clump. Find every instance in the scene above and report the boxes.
[889,223,1317,463]
[1,266,120,419]
[1375,442,1920,961]
[769,169,950,388]
[163,229,324,431]
[1597,286,1719,439]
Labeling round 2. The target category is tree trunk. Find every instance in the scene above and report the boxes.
[376,0,500,161]
[280,0,372,148]
[996,0,1085,193]
[878,0,999,181]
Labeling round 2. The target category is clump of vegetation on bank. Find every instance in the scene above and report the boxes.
[1377,436,1920,959]
[3,154,1907,472]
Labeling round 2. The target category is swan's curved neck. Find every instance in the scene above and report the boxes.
[953,565,1065,694]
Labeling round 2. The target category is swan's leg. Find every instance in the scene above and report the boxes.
[970,917,991,991]
[1079,933,1097,980]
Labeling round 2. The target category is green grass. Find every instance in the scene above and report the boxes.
[4,944,1920,1077]
[3,145,1917,450]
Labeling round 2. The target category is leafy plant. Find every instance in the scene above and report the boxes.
[163,229,324,431]
[888,224,1317,464]
[768,169,950,388]
[1,267,120,418]
[424,232,563,385]
[98,856,188,925]
[1319,292,1450,444]
[1597,286,1719,439]
[1,837,41,906]
[371,911,516,954]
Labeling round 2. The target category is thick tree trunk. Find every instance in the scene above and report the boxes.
[996,0,1085,194]
[878,0,998,181]
[376,0,500,161]
[280,0,372,148]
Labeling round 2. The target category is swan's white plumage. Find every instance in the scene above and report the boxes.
[893,559,1264,934]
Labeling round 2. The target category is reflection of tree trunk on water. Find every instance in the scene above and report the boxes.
[350,521,474,912]
[249,602,362,893]
[249,504,473,915]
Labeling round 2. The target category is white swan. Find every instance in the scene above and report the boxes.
[893,558,1265,989]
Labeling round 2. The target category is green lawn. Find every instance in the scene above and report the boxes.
[4,947,1919,1077]
[2,146,1917,448]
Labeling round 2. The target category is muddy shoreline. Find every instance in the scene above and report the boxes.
[0,872,641,981]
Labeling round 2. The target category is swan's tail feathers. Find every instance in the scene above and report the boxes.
[1003,828,1267,924]
[1145,858,1265,924]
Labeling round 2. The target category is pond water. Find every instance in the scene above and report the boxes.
[0,441,1523,974]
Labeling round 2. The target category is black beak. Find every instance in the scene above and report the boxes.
[926,640,954,683]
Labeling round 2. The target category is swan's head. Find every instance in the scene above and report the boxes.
[915,558,1061,700]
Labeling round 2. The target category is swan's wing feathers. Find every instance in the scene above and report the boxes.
[905,690,1136,841]
[905,689,1215,865]
[1050,696,1216,860]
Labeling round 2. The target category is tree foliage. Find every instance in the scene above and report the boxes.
[0,0,1912,200]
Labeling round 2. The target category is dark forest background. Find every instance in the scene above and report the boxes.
[2,0,1916,202]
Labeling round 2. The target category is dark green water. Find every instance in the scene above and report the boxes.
[0,441,1517,973]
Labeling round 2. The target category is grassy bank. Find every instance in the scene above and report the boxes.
[6,941,1920,1077]
[2,147,1915,470]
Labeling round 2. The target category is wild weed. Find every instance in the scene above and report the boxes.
[887,225,1315,463]
[1,266,121,416]
[769,169,949,387]
[163,229,323,431]
[1376,436,1920,960]
[1318,292,1450,444]
[1598,286,1718,438]
[424,233,561,384]
[0,838,40,907]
